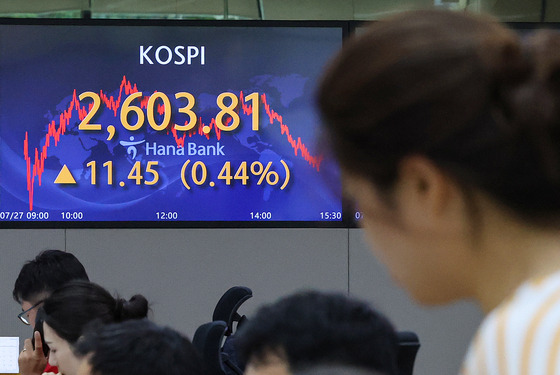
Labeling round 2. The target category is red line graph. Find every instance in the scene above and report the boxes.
[23,75,323,211]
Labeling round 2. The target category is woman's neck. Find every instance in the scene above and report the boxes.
[471,204,560,313]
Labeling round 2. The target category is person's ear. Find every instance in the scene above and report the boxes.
[396,155,461,228]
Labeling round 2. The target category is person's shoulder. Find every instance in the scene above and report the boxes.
[461,271,560,375]
[503,271,560,324]
[481,271,560,337]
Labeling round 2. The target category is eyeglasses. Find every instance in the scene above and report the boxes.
[17,300,44,325]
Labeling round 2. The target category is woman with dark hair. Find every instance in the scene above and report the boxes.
[38,280,149,375]
[318,9,560,375]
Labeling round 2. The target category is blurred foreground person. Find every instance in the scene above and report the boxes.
[75,319,204,375]
[236,291,399,375]
[319,9,560,375]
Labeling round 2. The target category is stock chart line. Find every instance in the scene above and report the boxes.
[23,75,323,211]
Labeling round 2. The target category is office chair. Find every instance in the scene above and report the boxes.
[397,331,420,375]
[212,286,253,335]
[192,286,253,375]
[192,321,229,375]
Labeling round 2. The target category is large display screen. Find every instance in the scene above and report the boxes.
[0,19,347,227]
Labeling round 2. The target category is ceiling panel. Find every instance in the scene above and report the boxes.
[353,0,433,20]
[0,0,88,14]
[260,0,353,20]
[0,0,553,22]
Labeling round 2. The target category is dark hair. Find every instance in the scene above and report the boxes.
[42,280,149,344]
[76,319,204,375]
[13,249,89,304]
[236,291,399,375]
[318,10,560,226]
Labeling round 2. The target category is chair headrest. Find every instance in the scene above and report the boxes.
[212,286,253,331]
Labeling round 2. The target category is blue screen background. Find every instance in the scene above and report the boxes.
[0,23,343,223]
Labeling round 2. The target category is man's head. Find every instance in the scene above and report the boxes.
[13,250,89,327]
[75,319,204,375]
[236,291,399,375]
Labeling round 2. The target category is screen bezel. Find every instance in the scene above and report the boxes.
[0,17,352,229]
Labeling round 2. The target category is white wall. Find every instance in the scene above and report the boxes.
[0,228,482,375]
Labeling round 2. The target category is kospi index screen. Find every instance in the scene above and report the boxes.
[0,20,347,228]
